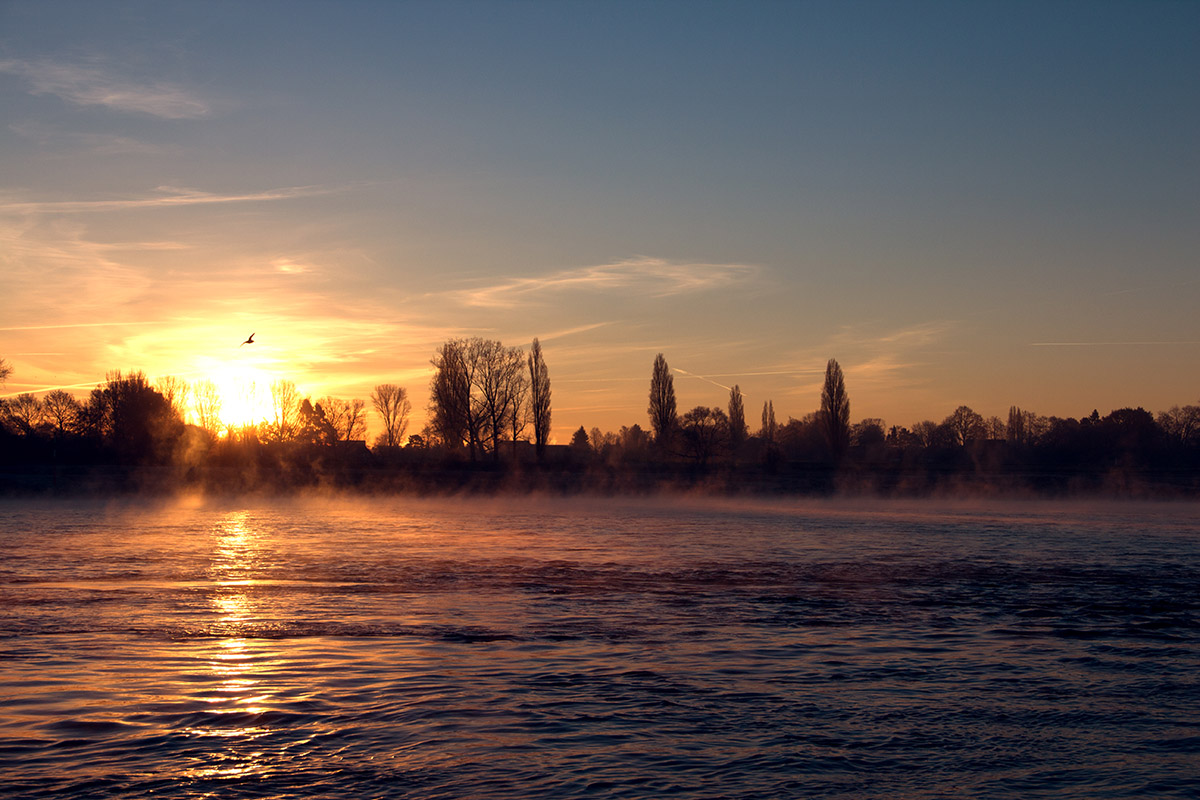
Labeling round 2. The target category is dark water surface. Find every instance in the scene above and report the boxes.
[1,496,1197,798]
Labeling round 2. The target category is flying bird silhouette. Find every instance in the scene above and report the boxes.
[241,333,255,346]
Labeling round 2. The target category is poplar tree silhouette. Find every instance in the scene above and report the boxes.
[648,353,677,451]
[819,358,850,461]
[528,338,552,461]
[728,384,747,451]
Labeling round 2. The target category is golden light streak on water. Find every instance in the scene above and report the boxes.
[180,509,279,786]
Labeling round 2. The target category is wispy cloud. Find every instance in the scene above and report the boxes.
[730,320,958,408]
[873,321,956,347]
[272,257,312,274]
[451,256,758,308]
[1032,341,1200,347]
[0,59,210,119]
[8,120,176,155]
[531,322,613,342]
[0,184,330,214]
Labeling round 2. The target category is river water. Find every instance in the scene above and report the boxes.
[1,495,1197,798]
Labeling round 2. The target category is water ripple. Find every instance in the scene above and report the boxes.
[1,497,1198,798]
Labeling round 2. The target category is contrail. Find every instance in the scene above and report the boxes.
[0,321,163,331]
[536,321,613,342]
[0,380,105,398]
[0,185,328,214]
[690,369,815,378]
[673,368,732,393]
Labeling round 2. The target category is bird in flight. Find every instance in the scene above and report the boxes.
[241,333,255,346]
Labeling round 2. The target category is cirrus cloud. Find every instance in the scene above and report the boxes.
[0,58,210,119]
[0,184,331,214]
[450,256,758,308]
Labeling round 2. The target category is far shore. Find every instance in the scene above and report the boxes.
[3,459,1198,501]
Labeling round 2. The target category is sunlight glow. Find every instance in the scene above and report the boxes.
[206,365,276,432]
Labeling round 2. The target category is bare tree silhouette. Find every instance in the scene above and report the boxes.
[322,397,367,441]
[944,405,985,447]
[267,380,302,442]
[43,390,80,437]
[4,394,44,435]
[154,376,190,422]
[680,405,729,467]
[1158,404,1200,447]
[473,339,526,462]
[429,338,529,461]
[371,384,412,448]
[192,379,223,437]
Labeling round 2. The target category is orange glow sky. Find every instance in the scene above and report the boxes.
[2,2,1198,441]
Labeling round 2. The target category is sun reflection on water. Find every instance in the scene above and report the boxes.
[183,511,282,780]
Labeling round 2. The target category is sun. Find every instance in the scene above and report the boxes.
[202,364,277,431]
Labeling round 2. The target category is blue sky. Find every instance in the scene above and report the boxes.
[2,0,1197,439]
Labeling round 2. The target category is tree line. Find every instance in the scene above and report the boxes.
[1,349,1198,495]
[0,369,410,456]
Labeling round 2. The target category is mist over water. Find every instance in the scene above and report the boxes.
[1,496,1197,798]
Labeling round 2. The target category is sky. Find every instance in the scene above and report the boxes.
[1,0,1197,442]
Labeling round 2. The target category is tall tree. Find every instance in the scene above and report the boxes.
[472,338,526,461]
[819,358,850,461]
[508,372,531,458]
[728,384,747,451]
[528,337,552,460]
[429,337,527,461]
[1007,406,1032,447]
[371,384,412,448]
[648,353,677,450]
[761,400,777,444]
